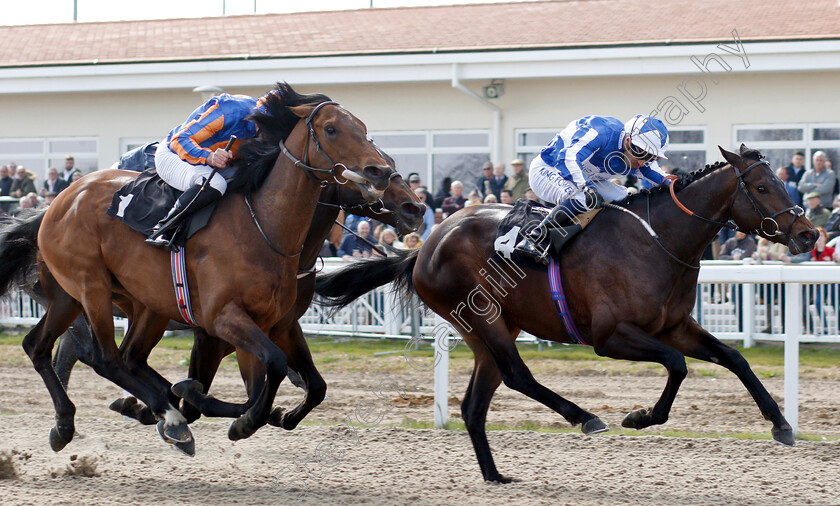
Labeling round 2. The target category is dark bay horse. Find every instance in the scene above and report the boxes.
[0,84,395,452]
[314,146,817,482]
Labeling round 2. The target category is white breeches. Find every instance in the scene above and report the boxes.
[155,141,228,194]
[528,157,628,205]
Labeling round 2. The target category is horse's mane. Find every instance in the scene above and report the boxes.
[227,82,332,195]
[618,160,729,206]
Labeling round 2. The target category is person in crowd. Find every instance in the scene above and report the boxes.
[475,162,493,200]
[11,166,37,198]
[465,190,482,207]
[413,187,435,241]
[41,167,68,196]
[811,228,835,262]
[403,232,422,249]
[441,180,466,218]
[483,194,498,204]
[61,155,80,182]
[775,166,800,205]
[504,158,529,201]
[407,172,435,209]
[824,194,840,240]
[797,151,836,209]
[342,214,372,236]
[0,165,13,214]
[338,220,377,261]
[785,151,807,187]
[11,195,34,216]
[515,114,674,261]
[434,176,452,205]
[500,188,514,205]
[719,231,757,260]
[488,163,507,201]
[43,191,58,206]
[804,191,831,229]
[70,171,83,183]
[376,228,403,254]
[524,187,539,202]
[753,236,793,263]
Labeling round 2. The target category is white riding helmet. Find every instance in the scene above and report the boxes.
[624,115,669,159]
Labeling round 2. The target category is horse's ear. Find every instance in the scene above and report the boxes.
[289,104,316,119]
[739,143,749,155]
[718,145,741,166]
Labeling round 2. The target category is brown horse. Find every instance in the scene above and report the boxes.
[314,146,817,482]
[0,84,395,452]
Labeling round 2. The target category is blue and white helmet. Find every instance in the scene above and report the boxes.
[624,115,669,159]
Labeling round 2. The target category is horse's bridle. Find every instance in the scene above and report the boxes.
[669,159,804,238]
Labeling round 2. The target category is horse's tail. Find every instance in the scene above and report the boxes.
[0,209,45,295]
[315,248,419,311]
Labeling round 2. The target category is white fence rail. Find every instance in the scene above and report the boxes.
[2,260,839,434]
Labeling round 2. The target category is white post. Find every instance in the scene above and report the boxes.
[783,282,801,435]
[433,315,449,428]
[743,283,755,348]
[382,284,400,335]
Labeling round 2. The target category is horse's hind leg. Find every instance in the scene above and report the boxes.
[21,287,83,452]
[459,340,506,482]
[593,321,688,430]
[267,322,326,430]
[661,317,794,445]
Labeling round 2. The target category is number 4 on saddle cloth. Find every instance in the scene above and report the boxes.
[494,199,600,264]
[105,142,215,251]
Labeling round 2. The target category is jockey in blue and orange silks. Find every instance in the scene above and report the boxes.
[146,91,276,248]
[515,114,676,263]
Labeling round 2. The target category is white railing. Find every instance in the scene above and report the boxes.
[2,259,838,434]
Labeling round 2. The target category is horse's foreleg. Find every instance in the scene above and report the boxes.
[209,303,287,441]
[267,322,326,430]
[459,340,506,483]
[21,291,83,452]
[594,321,687,430]
[660,317,794,445]
[475,320,606,432]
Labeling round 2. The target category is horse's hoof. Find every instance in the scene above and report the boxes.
[267,407,285,428]
[171,378,204,402]
[772,426,796,446]
[621,408,651,429]
[582,417,609,434]
[485,473,516,484]
[228,417,257,441]
[109,396,130,413]
[172,438,196,457]
[49,426,71,452]
[156,420,193,445]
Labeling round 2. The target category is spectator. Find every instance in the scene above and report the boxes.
[500,189,514,205]
[0,165,12,214]
[797,151,836,209]
[775,166,800,205]
[825,194,840,240]
[785,152,806,186]
[407,173,435,209]
[504,158,528,201]
[61,155,80,182]
[41,167,68,196]
[342,214,371,236]
[25,192,39,208]
[524,187,539,202]
[11,195,34,216]
[70,171,83,183]
[803,192,831,229]
[413,187,435,241]
[10,166,36,198]
[403,232,422,249]
[434,177,452,205]
[441,180,466,218]
[488,163,507,200]
[338,220,377,261]
[811,228,835,262]
[475,163,493,200]
[465,190,482,207]
[483,194,498,204]
[719,231,756,260]
[43,191,58,206]
[753,236,792,263]
[376,228,403,254]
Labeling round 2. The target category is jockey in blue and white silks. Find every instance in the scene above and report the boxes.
[515,114,673,263]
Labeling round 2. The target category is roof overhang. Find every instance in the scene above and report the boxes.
[1,39,838,94]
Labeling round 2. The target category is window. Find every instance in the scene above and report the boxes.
[515,126,707,174]
[369,130,490,197]
[733,123,840,173]
[0,137,98,182]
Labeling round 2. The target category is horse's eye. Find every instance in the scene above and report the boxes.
[757,185,767,193]
[325,125,337,135]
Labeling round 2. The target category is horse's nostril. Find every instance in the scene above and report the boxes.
[364,166,383,178]
[402,203,422,216]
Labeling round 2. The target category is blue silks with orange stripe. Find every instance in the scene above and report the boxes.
[166,93,259,166]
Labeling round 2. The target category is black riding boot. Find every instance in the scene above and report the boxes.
[514,192,601,264]
[145,184,222,250]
